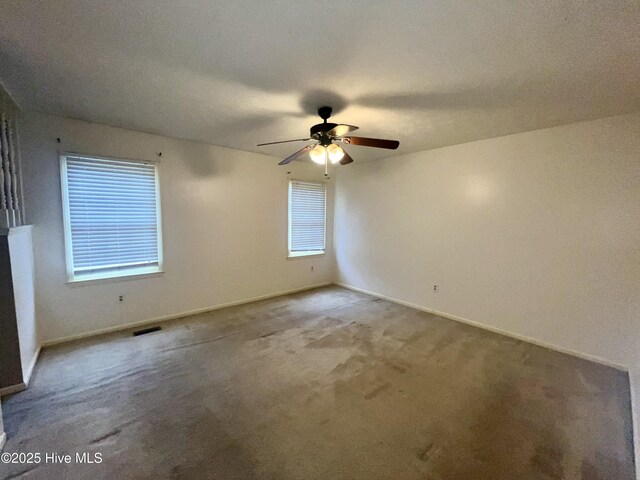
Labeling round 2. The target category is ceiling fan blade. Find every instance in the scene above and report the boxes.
[278,145,313,165]
[326,124,359,137]
[340,136,399,150]
[339,150,354,165]
[258,138,310,146]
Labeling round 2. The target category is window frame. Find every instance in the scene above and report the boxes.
[287,180,327,258]
[60,152,164,283]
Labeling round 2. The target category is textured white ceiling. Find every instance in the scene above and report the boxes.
[1,0,639,161]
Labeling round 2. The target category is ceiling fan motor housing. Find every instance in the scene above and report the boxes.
[310,122,338,143]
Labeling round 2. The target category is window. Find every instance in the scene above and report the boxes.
[288,180,326,257]
[60,154,163,282]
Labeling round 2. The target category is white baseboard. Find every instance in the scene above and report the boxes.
[23,346,41,386]
[42,282,333,347]
[0,348,41,398]
[335,282,627,372]
[0,383,26,397]
[0,432,6,452]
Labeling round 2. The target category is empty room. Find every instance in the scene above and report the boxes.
[0,1,639,479]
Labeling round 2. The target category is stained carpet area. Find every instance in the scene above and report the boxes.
[0,286,635,479]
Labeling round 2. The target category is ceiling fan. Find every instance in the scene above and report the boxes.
[257,106,399,168]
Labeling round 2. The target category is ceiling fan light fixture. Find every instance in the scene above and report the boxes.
[309,144,326,164]
[258,105,399,166]
[327,144,345,164]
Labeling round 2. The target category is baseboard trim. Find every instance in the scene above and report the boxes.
[42,282,333,347]
[0,382,26,397]
[0,348,42,398]
[23,346,41,387]
[0,349,41,398]
[335,282,627,372]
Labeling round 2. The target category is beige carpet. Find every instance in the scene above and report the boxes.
[0,286,635,479]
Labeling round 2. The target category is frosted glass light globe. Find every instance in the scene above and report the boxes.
[327,144,345,164]
[309,145,326,164]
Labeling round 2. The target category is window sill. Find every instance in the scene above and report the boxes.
[67,267,164,286]
[288,251,325,259]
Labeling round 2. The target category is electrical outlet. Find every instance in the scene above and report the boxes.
[433,285,439,292]
[119,295,124,302]
[311,266,315,271]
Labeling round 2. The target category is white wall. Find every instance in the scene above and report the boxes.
[7,226,39,384]
[19,112,334,343]
[336,112,640,367]
[334,112,640,472]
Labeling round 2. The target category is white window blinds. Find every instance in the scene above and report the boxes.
[289,181,326,255]
[61,154,162,281]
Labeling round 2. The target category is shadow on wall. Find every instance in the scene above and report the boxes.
[169,142,236,178]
